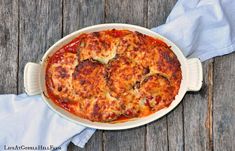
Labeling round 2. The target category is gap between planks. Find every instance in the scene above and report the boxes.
[17,0,20,94]
[207,60,214,151]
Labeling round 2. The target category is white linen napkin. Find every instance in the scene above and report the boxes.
[152,0,235,61]
[1,0,235,150]
[0,94,95,150]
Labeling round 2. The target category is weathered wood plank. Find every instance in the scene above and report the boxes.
[0,0,18,94]
[103,127,145,151]
[105,0,146,26]
[147,0,177,27]
[147,0,179,151]
[63,0,105,150]
[183,60,213,151]
[63,0,105,36]
[213,52,235,151]
[167,104,184,151]
[146,118,168,151]
[18,0,62,93]
[103,0,146,151]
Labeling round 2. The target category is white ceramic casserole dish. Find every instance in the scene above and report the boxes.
[24,23,203,130]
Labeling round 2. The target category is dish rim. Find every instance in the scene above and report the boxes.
[24,23,202,130]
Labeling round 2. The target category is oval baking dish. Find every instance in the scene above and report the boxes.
[24,23,203,130]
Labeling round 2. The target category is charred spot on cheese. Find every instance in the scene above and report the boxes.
[143,67,150,75]
[55,66,69,78]
[133,81,141,89]
[45,29,182,123]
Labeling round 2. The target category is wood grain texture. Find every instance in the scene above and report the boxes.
[213,52,235,151]
[18,0,62,93]
[63,0,105,36]
[103,127,146,151]
[105,0,146,26]
[183,60,213,151]
[147,0,180,151]
[147,0,177,27]
[63,0,105,150]
[0,0,18,94]
[167,105,184,151]
[103,0,146,151]
[146,118,168,151]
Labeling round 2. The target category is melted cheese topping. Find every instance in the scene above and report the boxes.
[45,29,182,122]
[72,60,107,99]
[78,32,117,64]
[107,56,143,97]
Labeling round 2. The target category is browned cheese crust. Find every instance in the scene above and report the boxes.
[107,56,143,97]
[45,29,182,122]
[72,60,107,98]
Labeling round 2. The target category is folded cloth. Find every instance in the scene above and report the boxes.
[0,94,95,150]
[152,0,235,61]
[1,0,235,150]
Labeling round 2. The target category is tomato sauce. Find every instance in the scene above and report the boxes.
[45,29,182,123]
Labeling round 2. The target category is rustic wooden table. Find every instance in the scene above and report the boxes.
[1,0,234,151]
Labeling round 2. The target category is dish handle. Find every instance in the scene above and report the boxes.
[187,58,203,91]
[24,62,42,95]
